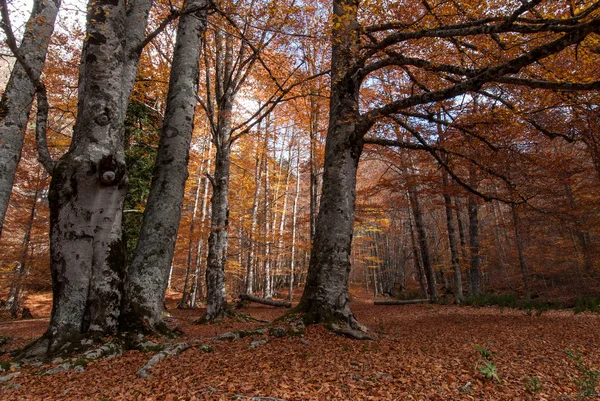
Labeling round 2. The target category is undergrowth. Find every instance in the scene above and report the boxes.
[463,293,563,314]
[574,296,600,314]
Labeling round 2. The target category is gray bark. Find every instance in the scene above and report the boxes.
[5,169,43,318]
[467,180,482,296]
[181,138,210,308]
[190,139,212,307]
[288,142,301,300]
[123,0,207,332]
[246,140,263,294]
[0,0,60,237]
[263,128,272,299]
[25,0,154,357]
[441,170,463,303]
[511,205,531,300]
[407,181,438,301]
[239,294,291,308]
[296,0,363,329]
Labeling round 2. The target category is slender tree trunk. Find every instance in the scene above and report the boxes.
[288,142,301,300]
[190,140,212,307]
[512,205,531,300]
[409,212,428,298]
[6,170,42,318]
[181,138,209,308]
[122,1,206,332]
[263,127,272,298]
[467,185,482,297]
[246,140,263,294]
[0,0,60,237]
[441,170,463,303]
[407,183,438,300]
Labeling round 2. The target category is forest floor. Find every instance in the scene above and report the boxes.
[0,288,599,400]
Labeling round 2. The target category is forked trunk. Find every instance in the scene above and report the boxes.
[25,0,152,357]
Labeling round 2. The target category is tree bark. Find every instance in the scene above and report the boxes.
[239,294,291,308]
[26,0,153,357]
[123,0,206,332]
[374,299,430,305]
[511,205,531,300]
[246,139,263,294]
[407,179,438,301]
[467,172,482,296]
[0,0,60,237]
[441,170,463,303]
[296,0,363,329]
[6,169,43,318]
[288,142,301,300]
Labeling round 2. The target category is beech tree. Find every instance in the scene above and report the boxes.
[0,0,60,237]
[4,0,156,356]
[296,0,600,329]
[122,0,207,332]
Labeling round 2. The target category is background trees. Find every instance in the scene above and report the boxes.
[0,0,598,345]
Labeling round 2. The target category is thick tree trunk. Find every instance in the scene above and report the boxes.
[441,170,463,303]
[43,0,130,353]
[296,0,363,329]
[0,0,60,237]
[26,0,153,357]
[123,1,206,332]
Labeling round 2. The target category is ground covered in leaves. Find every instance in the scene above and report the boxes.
[1,289,599,400]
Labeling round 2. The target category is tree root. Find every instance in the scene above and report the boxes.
[136,342,190,378]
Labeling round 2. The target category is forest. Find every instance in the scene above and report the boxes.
[0,0,600,399]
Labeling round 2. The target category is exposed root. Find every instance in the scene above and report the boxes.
[136,342,190,378]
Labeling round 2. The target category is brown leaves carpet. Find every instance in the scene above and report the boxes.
[1,291,599,400]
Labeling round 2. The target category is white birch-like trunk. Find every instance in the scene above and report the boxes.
[288,142,301,300]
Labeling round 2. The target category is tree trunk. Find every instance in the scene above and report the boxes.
[263,126,272,299]
[239,294,291,308]
[407,181,438,300]
[6,169,42,318]
[467,180,482,297]
[296,0,363,329]
[26,0,153,357]
[441,170,463,303]
[288,142,301,300]
[246,139,263,294]
[512,205,531,300]
[122,0,206,332]
[0,0,60,237]
[190,140,212,307]
[204,135,231,321]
